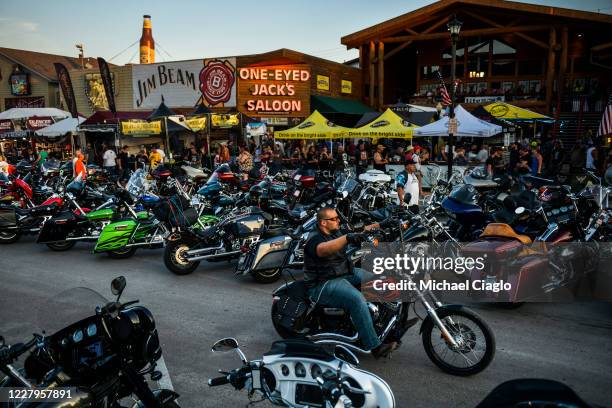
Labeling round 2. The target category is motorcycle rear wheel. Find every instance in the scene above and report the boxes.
[46,241,76,251]
[421,307,495,376]
[164,239,200,275]
[107,247,137,259]
[0,230,20,244]
[252,268,281,284]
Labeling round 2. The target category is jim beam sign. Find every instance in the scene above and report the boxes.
[238,65,310,117]
[132,60,202,109]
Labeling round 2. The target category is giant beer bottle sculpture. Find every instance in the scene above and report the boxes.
[139,15,155,64]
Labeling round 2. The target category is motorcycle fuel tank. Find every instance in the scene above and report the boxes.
[230,214,266,238]
[85,208,115,222]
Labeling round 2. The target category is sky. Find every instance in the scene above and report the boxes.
[1,0,611,65]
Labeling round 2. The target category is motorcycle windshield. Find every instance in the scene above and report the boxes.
[126,169,149,197]
[43,159,61,170]
[35,287,109,335]
[448,184,479,206]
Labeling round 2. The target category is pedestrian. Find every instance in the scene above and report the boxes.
[355,142,369,175]
[0,154,9,182]
[154,144,166,164]
[102,144,117,175]
[305,145,318,170]
[33,146,48,169]
[237,145,253,180]
[118,145,130,180]
[586,141,598,172]
[530,142,543,176]
[136,148,148,170]
[396,159,423,213]
[72,149,87,182]
[477,144,489,163]
[454,146,469,166]
[373,144,388,172]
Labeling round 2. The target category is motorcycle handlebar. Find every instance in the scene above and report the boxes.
[208,375,230,387]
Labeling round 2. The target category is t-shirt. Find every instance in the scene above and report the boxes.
[73,158,87,180]
[37,150,48,167]
[396,170,419,206]
[156,149,166,163]
[304,229,351,287]
[103,149,117,167]
[477,149,489,163]
[118,151,129,169]
[586,147,596,169]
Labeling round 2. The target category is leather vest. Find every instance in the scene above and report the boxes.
[304,227,352,287]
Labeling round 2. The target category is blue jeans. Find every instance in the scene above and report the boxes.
[308,268,381,350]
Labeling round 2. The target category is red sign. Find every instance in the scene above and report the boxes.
[4,96,45,110]
[199,60,235,106]
[0,120,14,133]
[26,116,54,130]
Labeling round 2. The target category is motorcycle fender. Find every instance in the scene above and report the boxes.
[0,206,17,229]
[252,236,292,271]
[129,389,180,408]
[419,304,465,334]
[95,219,137,252]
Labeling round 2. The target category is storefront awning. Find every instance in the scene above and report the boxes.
[311,95,373,115]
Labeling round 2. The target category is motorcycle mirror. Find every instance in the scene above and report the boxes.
[334,345,359,366]
[404,192,412,204]
[211,337,239,352]
[515,206,526,215]
[342,190,349,199]
[111,276,126,299]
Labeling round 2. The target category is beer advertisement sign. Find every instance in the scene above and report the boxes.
[132,60,204,109]
[120,120,162,135]
[200,58,237,108]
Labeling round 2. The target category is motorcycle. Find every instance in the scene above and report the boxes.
[0,276,180,407]
[270,222,496,376]
[208,337,395,408]
[164,206,270,275]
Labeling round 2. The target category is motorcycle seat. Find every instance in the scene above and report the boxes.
[368,209,389,221]
[316,182,330,191]
[480,223,532,245]
[264,339,334,361]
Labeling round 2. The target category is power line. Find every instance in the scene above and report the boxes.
[128,47,140,64]
[154,41,173,59]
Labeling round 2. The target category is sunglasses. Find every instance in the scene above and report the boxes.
[323,216,340,222]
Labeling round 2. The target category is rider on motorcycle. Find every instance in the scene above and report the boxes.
[304,207,397,359]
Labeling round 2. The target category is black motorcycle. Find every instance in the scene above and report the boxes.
[270,223,496,376]
[0,277,180,407]
[164,206,270,275]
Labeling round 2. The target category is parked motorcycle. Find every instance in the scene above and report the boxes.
[208,337,395,407]
[164,206,270,275]
[0,276,180,407]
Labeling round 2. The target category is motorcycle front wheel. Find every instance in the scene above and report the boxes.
[164,239,200,275]
[421,306,495,376]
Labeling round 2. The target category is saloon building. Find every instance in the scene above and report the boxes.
[341,0,612,140]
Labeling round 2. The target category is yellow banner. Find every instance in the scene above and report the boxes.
[211,114,239,128]
[341,80,352,94]
[317,75,330,91]
[185,116,207,131]
[120,120,161,135]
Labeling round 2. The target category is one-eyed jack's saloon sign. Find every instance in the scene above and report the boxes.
[237,65,310,118]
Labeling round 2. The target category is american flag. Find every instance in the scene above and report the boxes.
[436,71,452,106]
[597,92,612,136]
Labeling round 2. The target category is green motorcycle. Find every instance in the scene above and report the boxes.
[94,196,218,259]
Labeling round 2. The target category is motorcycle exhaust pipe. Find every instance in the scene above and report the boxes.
[65,235,99,241]
[187,249,241,262]
[186,243,224,256]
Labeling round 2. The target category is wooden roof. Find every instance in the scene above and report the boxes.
[341,0,612,48]
[0,47,114,82]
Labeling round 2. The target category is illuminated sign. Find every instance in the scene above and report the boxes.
[238,65,310,117]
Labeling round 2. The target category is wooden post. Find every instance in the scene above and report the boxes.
[545,27,557,115]
[359,45,365,99]
[369,41,376,108]
[378,41,384,109]
[558,26,568,98]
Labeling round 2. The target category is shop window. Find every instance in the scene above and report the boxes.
[492,60,516,76]
[518,60,543,75]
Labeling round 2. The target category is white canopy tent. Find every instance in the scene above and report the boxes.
[413,105,502,138]
[0,108,71,120]
[35,116,86,137]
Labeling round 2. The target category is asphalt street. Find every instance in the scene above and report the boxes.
[1,237,612,407]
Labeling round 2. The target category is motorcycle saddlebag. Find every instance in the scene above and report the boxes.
[274,281,309,331]
[37,211,77,243]
[0,206,17,229]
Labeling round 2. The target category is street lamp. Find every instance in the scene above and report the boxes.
[446,14,462,180]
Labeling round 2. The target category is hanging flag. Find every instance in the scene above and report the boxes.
[435,71,452,107]
[53,63,78,118]
[97,57,116,114]
[597,93,612,137]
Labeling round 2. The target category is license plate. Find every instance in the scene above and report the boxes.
[293,190,300,197]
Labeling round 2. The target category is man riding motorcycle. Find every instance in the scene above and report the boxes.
[304,207,397,359]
